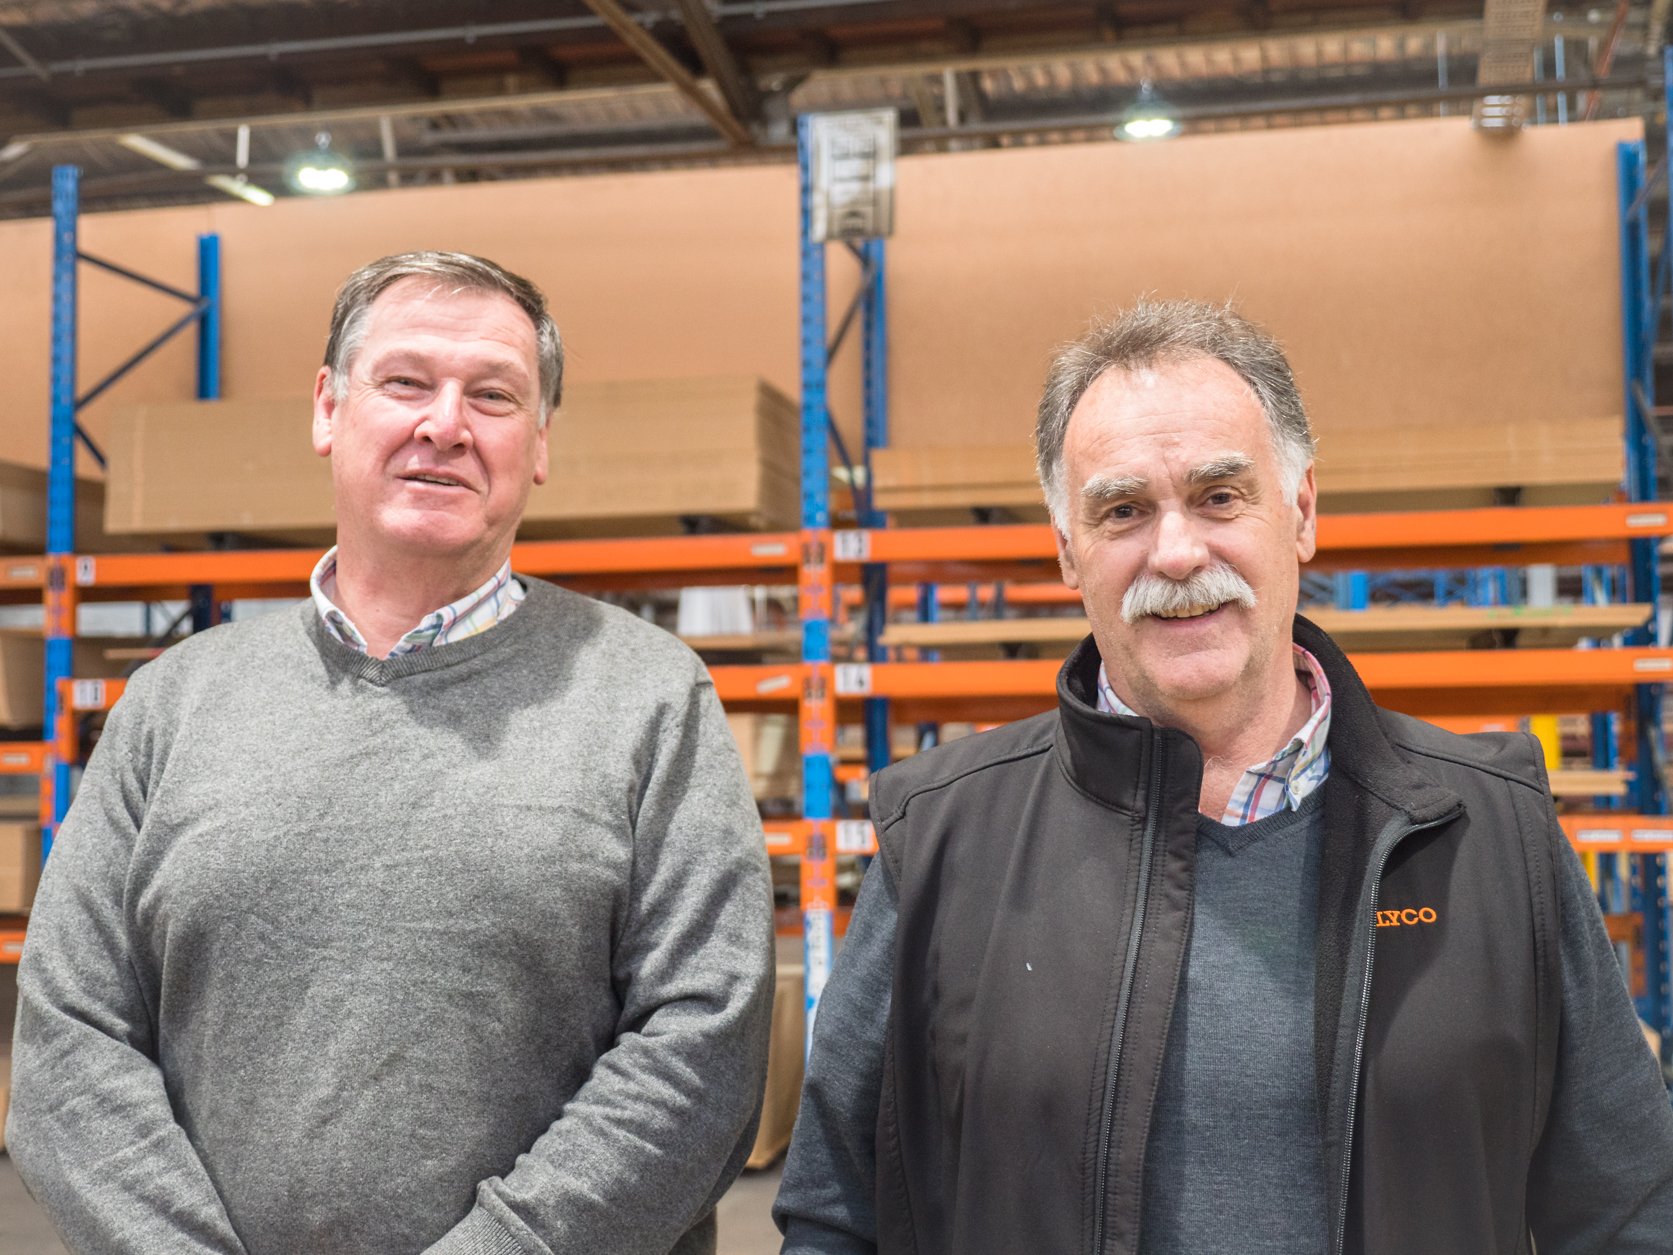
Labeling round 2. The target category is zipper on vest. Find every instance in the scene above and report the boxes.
[1330,810,1459,1255]
[1091,731,1166,1255]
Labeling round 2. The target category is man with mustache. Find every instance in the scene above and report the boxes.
[774,300,1673,1253]
[9,252,774,1254]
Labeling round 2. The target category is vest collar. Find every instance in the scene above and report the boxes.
[1050,614,1460,826]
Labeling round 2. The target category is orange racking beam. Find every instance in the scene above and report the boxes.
[834,503,1673,582]
[0,742,47,774]
[774,817,1666,859]
[709,665,803,710]
[785,647,1673,723]
[69,533,804,599]
[1560,814,1673,854]
[0,929,23,964]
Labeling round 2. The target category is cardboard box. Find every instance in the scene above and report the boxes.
[104,377,800,542]
[0,823,41,914]
[0,632,135,730]
[748,962,806,1169]
[727,713,799,804]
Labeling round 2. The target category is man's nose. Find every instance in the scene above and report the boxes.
[1149,508,1209,580]
[415,383,472,449]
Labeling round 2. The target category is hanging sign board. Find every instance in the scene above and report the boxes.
[808,109,898,241]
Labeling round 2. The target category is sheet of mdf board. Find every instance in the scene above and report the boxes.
[555,377,798,458]
[0,822,41,914]
[885,117,1636,451]
[0,461,124,552]
[1313,414,1624,511]
[106,383,800,540]
[104,397,335,538]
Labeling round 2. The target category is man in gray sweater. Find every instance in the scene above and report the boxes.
[9,252,776,1255]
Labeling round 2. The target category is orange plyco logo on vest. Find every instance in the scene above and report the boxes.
[1377,906,1439,928]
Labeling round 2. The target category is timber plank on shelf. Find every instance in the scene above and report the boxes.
[1548,769,1632,797]
[879,604,1653,654]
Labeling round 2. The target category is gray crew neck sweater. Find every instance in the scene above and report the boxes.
[1140,792,1329,1255]
[9,580,775,1255]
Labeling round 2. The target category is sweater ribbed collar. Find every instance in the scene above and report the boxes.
[301,574,554,686]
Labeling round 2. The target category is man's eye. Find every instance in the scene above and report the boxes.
[1108,503,1138,521]
[1205,490,1238,507]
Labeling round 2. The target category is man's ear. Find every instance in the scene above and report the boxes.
[1054,522,1082,591]
[532,421,550,486]
[1293,462,1318,564]
[311,367,337,458]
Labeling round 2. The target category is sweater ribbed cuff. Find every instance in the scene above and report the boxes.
[421,1206,532,1255]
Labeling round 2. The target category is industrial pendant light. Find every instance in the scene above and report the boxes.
[285,131,356,195]
[1118,81,1180,141]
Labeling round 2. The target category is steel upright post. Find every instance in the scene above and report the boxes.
[861,237,891,776]
[1618,130,1671,1045]
[191,233,224,630]
[797,116,838,1047]
[197,234,222,401]
[43,165,80,854]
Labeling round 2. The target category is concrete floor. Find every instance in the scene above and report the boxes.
[0,1154,785,1254]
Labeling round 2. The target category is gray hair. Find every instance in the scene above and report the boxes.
[322,251,564,424]
[1035,300,1315,529]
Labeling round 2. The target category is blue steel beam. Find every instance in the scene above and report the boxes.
[797,116,836,1048]
[44,166,79,852]
[1618,128,1671,1046]
[861,237,890,777]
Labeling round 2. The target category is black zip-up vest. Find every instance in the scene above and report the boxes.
[870,616,1562,1255]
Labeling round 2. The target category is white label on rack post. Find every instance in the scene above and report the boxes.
[72,679,106,710]
[835,664,872,695]
[75,557,96,585]
[833,531,870,562]
[836,820,877,854]
[808,109,897,242]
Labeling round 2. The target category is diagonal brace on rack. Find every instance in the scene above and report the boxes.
[65,249,215,469]
[821,243,884,521]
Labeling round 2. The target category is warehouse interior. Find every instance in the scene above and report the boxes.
[1,1,1672,1252]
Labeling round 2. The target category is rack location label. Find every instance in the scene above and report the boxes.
[71,679,106,710]
[835,664,872,695]
[834,531,870,562]
[836,820,877,854]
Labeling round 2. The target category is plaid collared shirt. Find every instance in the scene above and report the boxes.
[309,547,525,658]
[1096,644,1333,826]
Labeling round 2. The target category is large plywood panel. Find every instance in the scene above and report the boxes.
[886,116,1635,449]
[0,117,1635,502]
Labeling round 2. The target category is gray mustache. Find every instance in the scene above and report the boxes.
[1120,564,1258,625]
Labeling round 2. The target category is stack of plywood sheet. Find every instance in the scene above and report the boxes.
[103,377,800,544]
[872,417,1625,523]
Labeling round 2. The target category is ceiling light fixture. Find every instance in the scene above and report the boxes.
[286,132,355,195]
[118,131,276,206]
[1117,80,1180,142]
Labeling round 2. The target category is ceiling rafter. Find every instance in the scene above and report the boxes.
[674,0,762,127]
[575,0,754,146]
